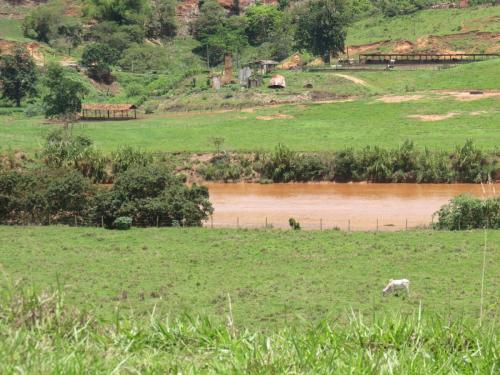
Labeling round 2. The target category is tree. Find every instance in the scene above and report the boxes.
[22,4,62,43]
[146,0,177,39]
[244,4,282,45]
[206,18,248,61]
[81,43,117,83]
[93,165,213,228]
[86,0,147,25]
[42,63,88,122]
[295,0,351,62]
[192,0,226,42]
[0,46,37,107]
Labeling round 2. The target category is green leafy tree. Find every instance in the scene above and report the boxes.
[86,0,147,25]
[93,165,213,228]
[192,0,226,41]
[81,43,117,83]
[0,46,37,107]
[295,0,351,62]
[22,3,62,43]
[42,63,88,122]
[244,4,282,45]
[146,0,177,39]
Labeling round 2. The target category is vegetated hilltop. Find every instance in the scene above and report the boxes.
[0,1,499,112]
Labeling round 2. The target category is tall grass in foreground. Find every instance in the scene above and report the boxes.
[0,285,497,374]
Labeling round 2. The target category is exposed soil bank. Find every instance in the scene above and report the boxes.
[205,182,499,231]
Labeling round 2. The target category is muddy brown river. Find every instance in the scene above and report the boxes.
[205,183,498,231]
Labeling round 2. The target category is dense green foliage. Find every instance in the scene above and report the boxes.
[434,194,500,230]
[0,165,212,227]
[22,2,82,50]
[81,43,118,83]
[0,284,496,373]
[42,63,88,119]
[0,46,37,107]
[93,165,212,228]
[0,168,95,224]
[257,141,495,183]
[295,0,352,61]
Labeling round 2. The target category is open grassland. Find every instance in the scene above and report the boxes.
[347,6,500,45]
[2,95,499,153]
[0,287,497,374]
[0,226,498,328]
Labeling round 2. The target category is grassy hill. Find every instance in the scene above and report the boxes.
[347,6,500,52]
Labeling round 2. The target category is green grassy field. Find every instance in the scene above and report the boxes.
[2,95,498,153]
[0,226,498,328]
[347,6,500,45]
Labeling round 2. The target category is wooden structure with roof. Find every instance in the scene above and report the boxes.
[81,104,137,120]
[248,60,279,75]
[359,53,499,65]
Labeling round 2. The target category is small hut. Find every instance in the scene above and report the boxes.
[249,60,279,75]
[81,104,137,120]
[268,74,286,89]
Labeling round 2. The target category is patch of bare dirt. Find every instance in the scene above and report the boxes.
[393,40,414,53]
[408,112,457,121]
[334,73,370,87]
[256,113,294,121]
[469,110,489,116]
[441,90,500,101]
[345,40,391,55]
[377,95,424,103]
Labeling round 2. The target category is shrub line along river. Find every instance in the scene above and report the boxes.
[204,183,499,231]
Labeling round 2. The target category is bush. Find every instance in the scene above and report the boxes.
[0,169,95,224]
[24,104,44,117]
[433,194,500,230]
[113,216,132,230]
[111,147,153,175]
[93,165,213,228]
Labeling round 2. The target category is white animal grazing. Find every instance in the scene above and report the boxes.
[382,279,410,296]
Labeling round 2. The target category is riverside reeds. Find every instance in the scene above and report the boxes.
[0,285,497,374]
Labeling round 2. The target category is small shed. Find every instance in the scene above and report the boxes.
[268,74,286,89]
[81,104,137,120]
[249,60,279,75]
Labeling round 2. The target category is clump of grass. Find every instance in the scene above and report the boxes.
[0,284,497,373]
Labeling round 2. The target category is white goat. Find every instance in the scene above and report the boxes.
[382,279,410,296]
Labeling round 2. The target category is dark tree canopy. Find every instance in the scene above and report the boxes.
[42,63,88,119]
[0,46,37,107]
[295,0,351,62]
[93,165,213,228]
[81,43,117,83]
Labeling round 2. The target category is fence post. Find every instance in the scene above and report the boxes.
[101,216,104,228]
[405,218,408,231]
[237,217,239,229]
[156,216,159,228]
[376,218,379,232]
[348,219,350,233]
[265,217,268,228]
[74,215,77,227]
[210,215,213,229]
[320,218,322,231]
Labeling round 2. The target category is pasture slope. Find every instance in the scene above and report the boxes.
[0,226,498,372]
[1,59,499,154]
[0,226,498,326]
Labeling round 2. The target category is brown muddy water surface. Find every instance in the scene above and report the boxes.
[205,183,498,231]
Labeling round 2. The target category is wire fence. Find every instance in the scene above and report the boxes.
[202,216,433,231]
[2,214,434,231]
